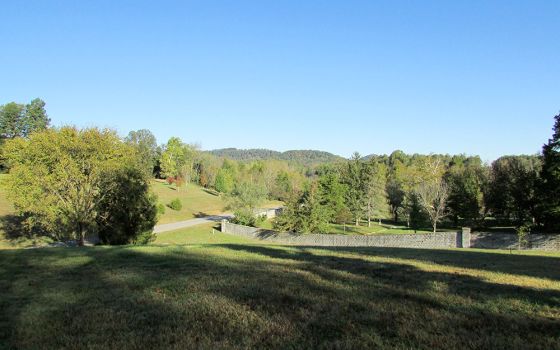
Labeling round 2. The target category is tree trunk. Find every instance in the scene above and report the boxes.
[367,202,371,227]
[355,217,359,226]
[433,221,437,233]
[77,222,85,247]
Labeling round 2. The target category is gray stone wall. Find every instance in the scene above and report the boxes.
[221,221,463,249]
[222,221,560,250]
[471,232,560,251]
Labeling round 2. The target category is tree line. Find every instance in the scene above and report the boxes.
[1,98,559,245]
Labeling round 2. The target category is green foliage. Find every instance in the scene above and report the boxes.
[168,198,183,211]
[538,112,560,230]
[406,192,427,231]
[445,157,487,226]
[125,129,158,178]
[2,127,140,245]
[271,170,293,201]
[207,148,344,165]
[228,181,267,227]
[485,155,541,224]
[23,98,50,137]
[516,224,531,250]
[274,182,330,233]
[317,171,348,223]
[157,203,166,216]
[0,98,50,139]
[362,160,388,226]
[214,167,234,193]
[0,102,25,138]
[160,137,198,182]
[343,152,367,225]
[96,167,158,245]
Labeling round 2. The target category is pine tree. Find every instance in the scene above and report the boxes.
[538,112,560,230]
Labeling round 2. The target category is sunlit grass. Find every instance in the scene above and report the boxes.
[151,180,282,224]
[1,243,558,349]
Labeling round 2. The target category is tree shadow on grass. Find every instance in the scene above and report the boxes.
[202,188,219,196]
[0,245,559,349]
[0,214,54,246]
[302,245,560,281]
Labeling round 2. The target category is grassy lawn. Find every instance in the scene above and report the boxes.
[1,239,558,349]
[151,180,283,224]
[151,180,227,224]
[152,223,257,245]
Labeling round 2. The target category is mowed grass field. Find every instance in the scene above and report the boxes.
[1,224,559,349]
[151,180,282,224]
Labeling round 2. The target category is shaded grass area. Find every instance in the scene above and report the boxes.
[1,243,558,349]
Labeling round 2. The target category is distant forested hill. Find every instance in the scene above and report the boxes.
[206,148,345,164]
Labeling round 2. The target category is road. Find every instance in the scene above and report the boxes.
[153,214,233,234]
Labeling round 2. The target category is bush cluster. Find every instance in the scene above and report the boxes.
[168,198,182,211]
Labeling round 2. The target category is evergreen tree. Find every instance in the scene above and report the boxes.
[23,98,50,137]
[317,171,348,223]
[0,102,25,139]
[538,112,560,229]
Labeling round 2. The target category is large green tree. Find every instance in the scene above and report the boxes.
[445,156,487,226]
[227,180,267,226]
[125,129,158,177]
[274,181,330,234]
[160,137,198,187]
[0,102,25,139]
[538,112,560,229]
[0,98,50,139]
[317,171,348,224]
[2,127,156,245]
[485,155,541,224]
[23,98,50,137]
[362,160,388,227]
[343,152,366,225]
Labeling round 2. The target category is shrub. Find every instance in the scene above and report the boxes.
[166,176,175,185]
[168,198,182,211]
[157,203,166,216]
[232,209,257,226]
[133,230,156,245]
[96,168,158,245]
[516,224,531,250]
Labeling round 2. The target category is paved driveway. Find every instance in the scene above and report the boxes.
[153,214,233,233]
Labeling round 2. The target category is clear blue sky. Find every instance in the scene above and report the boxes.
[1,0,558,161]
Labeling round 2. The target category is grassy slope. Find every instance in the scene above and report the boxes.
[151,180,282,224]
[151,180,227,224]
[1,232,558,349]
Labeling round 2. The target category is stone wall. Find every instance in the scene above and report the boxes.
[221,221,467,249]
[471,232,560,251]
